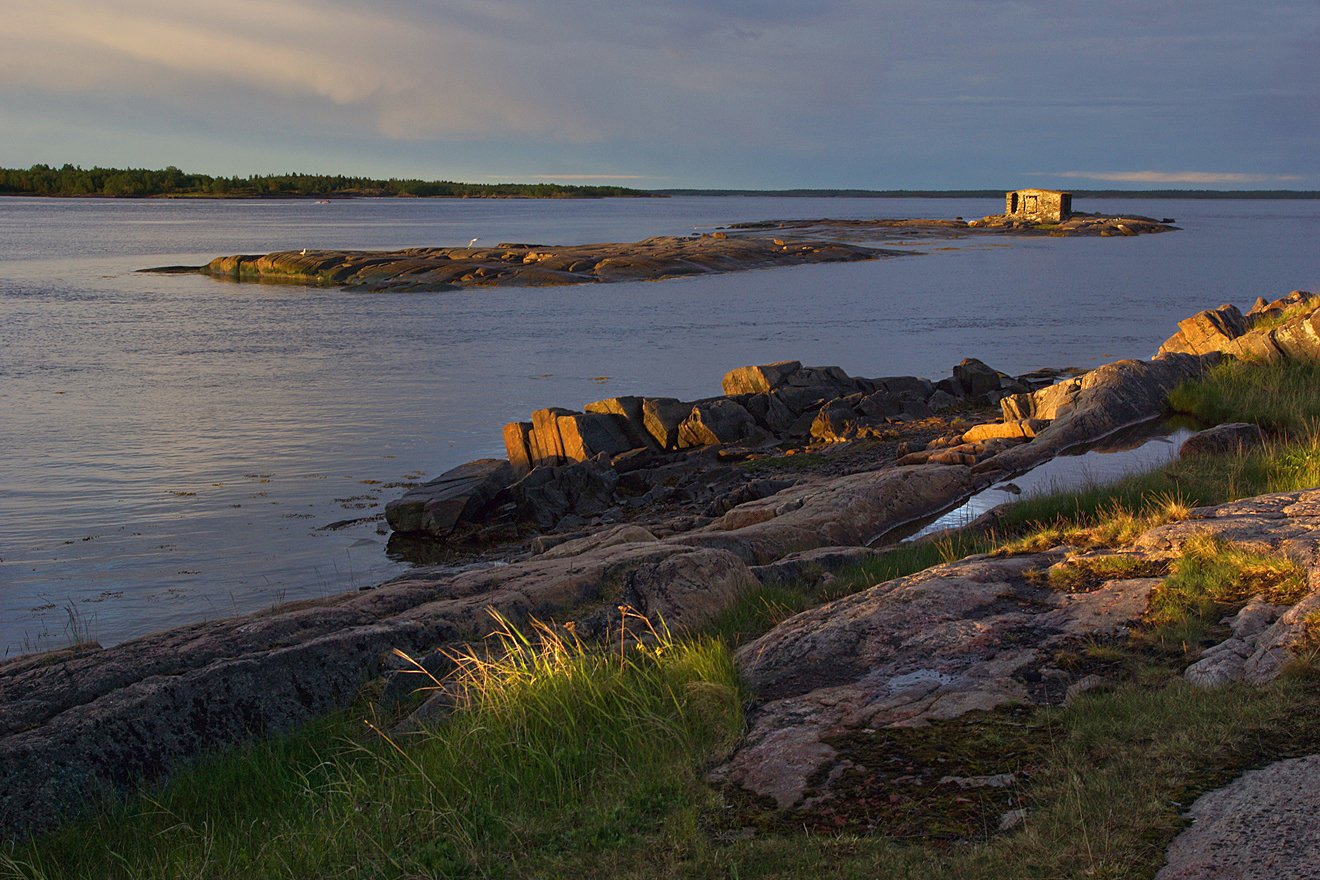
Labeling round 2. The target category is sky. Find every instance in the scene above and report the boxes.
[2,0,1317,189]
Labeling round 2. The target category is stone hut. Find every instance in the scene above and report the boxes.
[1005,189,1072,222]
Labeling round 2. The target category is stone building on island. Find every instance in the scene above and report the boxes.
[1005,188,1072,222]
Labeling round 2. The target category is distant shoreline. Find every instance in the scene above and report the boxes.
[652,188,1320,199]
[4,189,1317,201]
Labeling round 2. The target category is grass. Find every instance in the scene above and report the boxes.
[1,612,741,879]
[1169,358,1320,434]
[7,359,1320,878]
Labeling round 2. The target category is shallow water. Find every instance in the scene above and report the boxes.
[1,196,1317,655]
[905,424,1195,542]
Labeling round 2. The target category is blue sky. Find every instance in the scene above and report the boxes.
[3,0,1316,188]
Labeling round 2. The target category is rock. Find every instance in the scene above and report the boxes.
[809,401,871,442]
[529,406,575,465]
[856,391,904,420]
[384,459,515,536]
[1179,423,1265,458]
[1246,289,1315,323]
[873,376,935,399]
[642,398,692,450]
[706,479,797,517]
[1184,598,1288,688]
[986,355,1207,475]
[0,539,756,839]
[1156,754,1320,879]
[502,421,534,475]
[997,808,1028,832]
[750,546,883,587]
[671,463,991,565]
[723,551,1159,809]
[740,391,798,434]
[962,418,1049,443]
[952,358,1003,398]
[773,384,850,416]
[584,396,654,449]
[678,399,764,447]
[927,389,960,412]
[555,411,636,461]
[1158,304,1249,356]
[504,458,620,528]
[722,361,802,395]
[613,547,758,635]
[539,524,659,559]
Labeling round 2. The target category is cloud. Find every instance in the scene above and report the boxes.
[1047,171,1305,184]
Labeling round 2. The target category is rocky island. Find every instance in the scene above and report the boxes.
[6,290,1316,880]
[141,204,1176,293]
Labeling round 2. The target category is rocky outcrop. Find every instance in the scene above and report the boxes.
[722,553,1157,809]
[385,459,515,537]
[0,539,754,839]
[671,464,990,565]
[985,354,1208,474]
[729,214,1178,239]
[173,236,887,292]
[722,489,1320,813]
[1156,754,1320,879]
[1158,291,1319,361]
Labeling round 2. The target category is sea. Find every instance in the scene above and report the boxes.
[1,195,1317,656]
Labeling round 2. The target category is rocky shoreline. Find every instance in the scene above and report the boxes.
[139,212,1177,293]
[3,289,1316,854]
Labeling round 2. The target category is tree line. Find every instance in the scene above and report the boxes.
[0,165,649,199]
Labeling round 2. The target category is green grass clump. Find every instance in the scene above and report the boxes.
[1147,534,1307,627]
[1,612,741,880]
[1169,358,1320,434]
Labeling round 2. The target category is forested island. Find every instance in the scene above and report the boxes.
[0,165,649,199]
[4,166,1317,200]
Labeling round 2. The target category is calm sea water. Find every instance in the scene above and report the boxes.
[1,196,1317,655]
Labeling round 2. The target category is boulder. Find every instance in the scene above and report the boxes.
[874,375,935,398]
[384,459,515,536]
[677,399,764,447]
[786,365,857,391]
[641,397,692,450]
[584,396,654,449]
[529,406,575,465]
[504,458,620,528]
[773,384,847,415]
[555,411,636,461]
[1179,423,1265,458]
[1157,304,1248,356]
[856,391,904,420]
[962,418,1049,443]
[927,389,961,411]
[740,391,798,434]
[722,361,802,395]
[952,357,1003,398]
[502,421,534,475]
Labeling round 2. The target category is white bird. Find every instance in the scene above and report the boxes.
[300,248,307,255]
[467,237,479,248]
